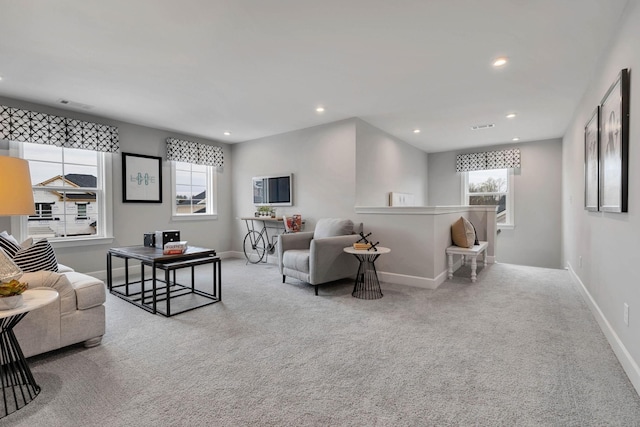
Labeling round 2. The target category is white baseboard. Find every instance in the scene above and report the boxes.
[378,270,446,290]
[567,262,640,396]
[227,250,279,264]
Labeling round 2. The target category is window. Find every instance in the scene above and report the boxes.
[76,203,88,220]
[463,168,514,227]
[171,161,216,218]
[30,203,54,220]
[13,141,111,242]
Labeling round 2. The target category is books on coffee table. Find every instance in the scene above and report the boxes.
[163,241,188,255]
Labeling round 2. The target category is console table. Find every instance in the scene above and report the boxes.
[107,246,221,317]
[343,246,390,299]
[0,289,58,418]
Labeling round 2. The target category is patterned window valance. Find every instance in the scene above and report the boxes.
[456,148,521,172]
[166,138,224,167]
[0,105,119,152]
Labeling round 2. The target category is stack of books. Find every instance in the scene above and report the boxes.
[353,242,371,250]
[163,241,188,255]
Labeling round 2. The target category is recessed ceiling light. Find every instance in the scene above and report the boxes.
[493,57,508,67]
[506,113,517,119]
[413,129,421,134]
[512,137,520,141]
[223,131,231,136]
[316,106,325,113]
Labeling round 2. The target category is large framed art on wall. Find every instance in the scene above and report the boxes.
[122,152,163,203]
[584,106,599,211]
[599,68,629,213]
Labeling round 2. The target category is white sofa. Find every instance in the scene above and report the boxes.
[13,264,106,358]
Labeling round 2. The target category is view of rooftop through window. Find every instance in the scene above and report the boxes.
[174,161,209,215]
[22,142,102,239]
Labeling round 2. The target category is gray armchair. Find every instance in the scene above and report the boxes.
[278,218,360,295]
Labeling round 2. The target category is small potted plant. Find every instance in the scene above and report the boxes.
[0,279,28,310]
[257,206,271,217]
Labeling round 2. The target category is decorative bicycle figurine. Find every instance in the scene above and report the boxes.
[241,217,280,263]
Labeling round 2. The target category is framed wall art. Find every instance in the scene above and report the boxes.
[599,68,629,213]
[122,152,163,203]
[584,106,600,211]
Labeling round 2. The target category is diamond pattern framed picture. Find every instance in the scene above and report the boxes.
[599,69,629,213]
[122,153,163,203]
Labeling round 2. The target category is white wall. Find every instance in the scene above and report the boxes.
[355,119,428,206]
[562,0,640,392]
[230,118,431,255]
[230,119,357,252]
[0,96,232,274]
[427,139,563,269]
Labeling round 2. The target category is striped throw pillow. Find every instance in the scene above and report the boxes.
[13,239,59,272]
[0,234,21,258]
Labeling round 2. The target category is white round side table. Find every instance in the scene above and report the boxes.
[0,288,58,418]
[343,246,391,299]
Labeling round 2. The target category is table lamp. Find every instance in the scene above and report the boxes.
[0,156,36,216]
[0,156,35,284]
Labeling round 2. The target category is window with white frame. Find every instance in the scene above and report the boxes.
[14,141,109,241]
[463,168,514,226]
[171,160,216,218]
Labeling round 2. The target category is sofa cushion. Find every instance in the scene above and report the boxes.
[282,249,310,273]
[14,239,59,272]
[21,270,77,316]
[313,218,354,239]
[451,216,476,248]
[57,263,75,273]
[63,271,106,310]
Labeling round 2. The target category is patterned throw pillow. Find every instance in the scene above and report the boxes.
[0,234,21,258]
[13,239,59,272]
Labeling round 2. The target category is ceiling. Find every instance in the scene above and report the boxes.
[0,0,630,153]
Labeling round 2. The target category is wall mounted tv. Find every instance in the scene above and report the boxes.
[253,174,293,206]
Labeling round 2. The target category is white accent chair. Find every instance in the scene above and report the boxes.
[278,218,360,295]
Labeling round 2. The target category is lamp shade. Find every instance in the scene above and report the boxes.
[0,156,36,215]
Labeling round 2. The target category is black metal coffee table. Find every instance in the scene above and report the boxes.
[107,246,221,317]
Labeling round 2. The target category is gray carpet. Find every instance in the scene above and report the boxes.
[5,259,640,426]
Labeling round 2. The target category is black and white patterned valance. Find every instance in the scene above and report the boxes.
[456,148,521,172]
[0,105,119,152]
[166,138,224,167]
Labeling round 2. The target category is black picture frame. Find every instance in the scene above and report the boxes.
[122,152,163,203]
[584,106,600,211]
[599,68,630,213]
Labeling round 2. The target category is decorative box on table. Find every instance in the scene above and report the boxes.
[154,230,180,249]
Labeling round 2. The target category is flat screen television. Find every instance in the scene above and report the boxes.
[253,174,293,206]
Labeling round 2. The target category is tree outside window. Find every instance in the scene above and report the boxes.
[465,168,513,225]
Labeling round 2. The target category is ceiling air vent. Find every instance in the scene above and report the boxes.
[470,123,495,130]
[57,99,94,110]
